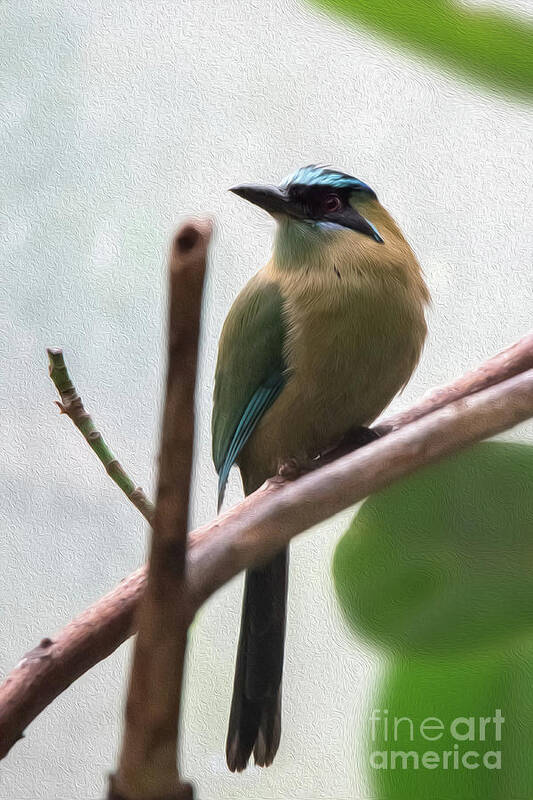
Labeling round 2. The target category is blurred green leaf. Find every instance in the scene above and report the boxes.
[311,0,533,99]
[333,442,533,655]
[369,648,533,798]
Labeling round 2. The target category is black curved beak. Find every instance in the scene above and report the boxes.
[229,184,300,217]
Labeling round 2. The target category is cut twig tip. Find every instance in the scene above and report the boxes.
[175,227,199,254]
[173,219,213,255]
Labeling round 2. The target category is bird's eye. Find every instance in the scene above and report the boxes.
[323,193,341,213]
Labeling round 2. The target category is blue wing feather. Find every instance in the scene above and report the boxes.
[217,371,285,511]
[212,276,286,510]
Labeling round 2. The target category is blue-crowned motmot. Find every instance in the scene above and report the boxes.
[212,165,430,771]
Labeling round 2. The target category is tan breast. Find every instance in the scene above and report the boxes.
[239,219,429,489]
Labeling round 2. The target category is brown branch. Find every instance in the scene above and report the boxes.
[187,367,533,606]
[0,567,146,750]
[108,221,211,800]
[376,330,533,434]
[1,334,532,761]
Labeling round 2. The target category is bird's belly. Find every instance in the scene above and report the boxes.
[240,286,425,486]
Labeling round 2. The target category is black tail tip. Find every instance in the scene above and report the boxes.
[226,728,279,771]
[253,742,276,768]
[226,735,252,772]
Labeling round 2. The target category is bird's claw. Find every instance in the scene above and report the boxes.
[276,456,318,481]
[277,458,301,480]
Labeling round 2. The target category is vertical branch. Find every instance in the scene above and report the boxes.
[108,220,212,800]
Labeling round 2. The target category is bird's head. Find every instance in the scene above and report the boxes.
[230,165,384,244]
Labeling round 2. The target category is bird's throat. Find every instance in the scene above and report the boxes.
[273,219,333,271]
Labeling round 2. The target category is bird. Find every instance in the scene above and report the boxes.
[212,165,430,771]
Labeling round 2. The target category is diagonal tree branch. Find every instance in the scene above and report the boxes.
[47,348,155,523]
[376,330,533,434]
[0,333,532,760]
[187,366,533,607]
[108,220,210,800]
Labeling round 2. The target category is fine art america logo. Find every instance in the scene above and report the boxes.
[369,709,504,771]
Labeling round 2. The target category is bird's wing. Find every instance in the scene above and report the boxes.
[212,274,286,509]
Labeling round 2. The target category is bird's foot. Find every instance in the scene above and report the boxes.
[271,427,381,486]
[276,456,317,482]
[277,457,302,481]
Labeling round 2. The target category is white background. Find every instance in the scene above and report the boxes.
[1,1,532,798]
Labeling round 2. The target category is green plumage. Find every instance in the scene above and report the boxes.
[212,276,286,506]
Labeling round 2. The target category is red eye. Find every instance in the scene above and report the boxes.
[323,193,341,213]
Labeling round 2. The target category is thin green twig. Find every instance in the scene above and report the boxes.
[47,348,155,524]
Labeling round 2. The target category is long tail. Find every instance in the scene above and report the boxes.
[226,548,288,772]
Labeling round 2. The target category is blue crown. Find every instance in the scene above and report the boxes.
[281,164,374,195]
